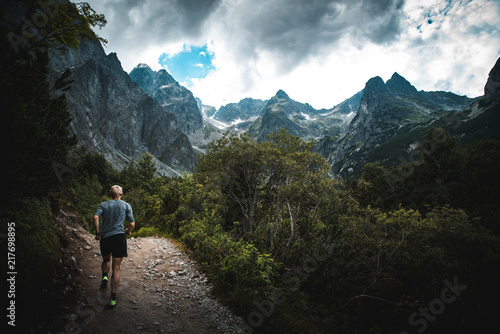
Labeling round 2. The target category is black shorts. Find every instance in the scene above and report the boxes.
[100,233,127,258]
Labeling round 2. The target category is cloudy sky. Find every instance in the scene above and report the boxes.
[85,0,500,109]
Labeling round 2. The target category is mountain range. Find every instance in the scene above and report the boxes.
[48,34,500,178]
[49,41,197,176]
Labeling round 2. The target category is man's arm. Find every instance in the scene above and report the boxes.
[93,215,101,240]
[126,222,135,235]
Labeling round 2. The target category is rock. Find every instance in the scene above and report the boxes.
[485,57,500,100]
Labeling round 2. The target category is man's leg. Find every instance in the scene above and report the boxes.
[101,254,111,275]
[99,254,111,292]
[108,234,127,307]
[109,257,123,306]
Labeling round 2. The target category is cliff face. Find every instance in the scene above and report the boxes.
[49,41,197,175]
[485,57,500,100]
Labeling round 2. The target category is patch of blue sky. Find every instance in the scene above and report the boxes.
[159,44,215,86]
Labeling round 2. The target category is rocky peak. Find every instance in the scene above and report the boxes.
[275,89,291,100]
[484,57,500,100]
[129,64,156,95]
[213,98,266,123]
[386,72,419,97]
[137,63,152,69]
[361,76,389,102]
[358,76,391,111]
[129,63,203,134]
[156,69,177,87]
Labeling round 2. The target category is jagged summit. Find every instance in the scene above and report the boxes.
[136,63,152,69]
[129,63,203,134]
[364,76,390,94]
[275,89,290,99]
[386,72,419,97]
[365,75,385,87]
[156,69,177,86]
[358,76,391,110]
[318,70,477,178]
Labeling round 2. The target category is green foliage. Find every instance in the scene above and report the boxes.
[122,188,161,229]
[156,176,193,237]
[195,129,332,263]
[133,226,163,238]
[62,172,103,230]
[0,198,60,287]
[178,203,277,313]
[354,127,500,235]
[68,147,118,190]
[2,0,106,58]
[52,148,120,230]
[120,152,161,192]
[178,128,500,333]
[137,152,159,192]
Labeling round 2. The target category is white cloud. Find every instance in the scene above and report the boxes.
[399,0,500,97]
[85,0,500,109]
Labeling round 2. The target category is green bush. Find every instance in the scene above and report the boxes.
[133,226,162,237]
[62,172,103,230]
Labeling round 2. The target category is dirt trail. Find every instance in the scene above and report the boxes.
[55,211,251,334]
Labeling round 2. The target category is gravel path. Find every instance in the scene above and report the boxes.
[59,227,251,334]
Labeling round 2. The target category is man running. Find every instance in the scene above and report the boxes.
[93,185,135,308]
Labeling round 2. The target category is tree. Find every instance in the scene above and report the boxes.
[137,152,158,192]
[2,0,106,61]
[0,1,106,200]
[195,131,267,234]
[194,129,332,261]
[260,130,331,260]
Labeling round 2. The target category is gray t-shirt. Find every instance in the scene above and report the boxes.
[95,199,135,239]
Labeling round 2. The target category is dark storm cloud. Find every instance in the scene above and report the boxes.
[91,0,405,50]
[94,0,221,47]
[223,0,407,71]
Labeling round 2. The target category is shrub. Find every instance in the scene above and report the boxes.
[133,226,162,237]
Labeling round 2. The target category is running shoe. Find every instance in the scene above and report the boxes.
[99,276,108,293]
